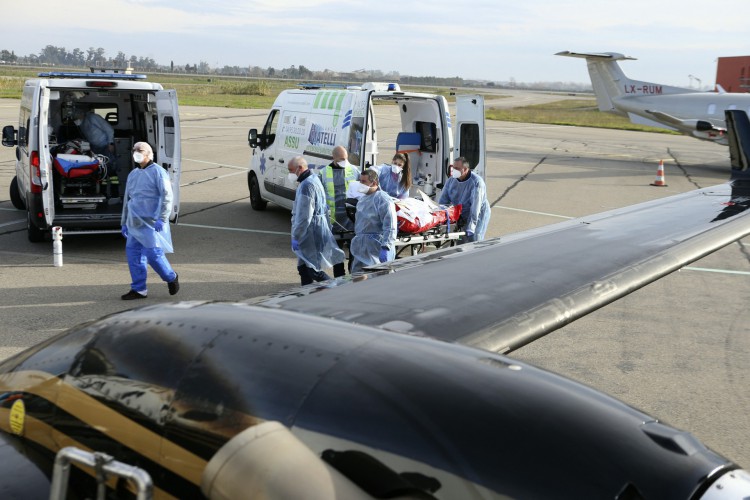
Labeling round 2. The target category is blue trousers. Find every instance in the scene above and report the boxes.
[126,238,177,294]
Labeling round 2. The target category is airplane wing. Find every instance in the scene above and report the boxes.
[645,110,690,127]
[644,110,727,142]
[254,111,750,355]
[646,109,725,131]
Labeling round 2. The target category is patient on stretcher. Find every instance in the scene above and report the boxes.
[395,192,461,234]
[346,188,461,235]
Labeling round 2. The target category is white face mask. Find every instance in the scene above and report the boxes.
[451,168,463,179]
[356,183,371,194]
[132,152,145,164]
[74,119,83,126]
[287,172,298,184]
[391,164,403,174]
[336,160,348,168]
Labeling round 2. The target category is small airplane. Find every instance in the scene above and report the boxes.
[557,50,750,145]
[2,113,750,498]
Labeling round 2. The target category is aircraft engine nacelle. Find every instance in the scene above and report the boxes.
[696,120,715,132]
[201,421,371,500]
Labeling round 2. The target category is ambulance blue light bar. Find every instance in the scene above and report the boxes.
[361,82,402,92]
[38,72,147,80]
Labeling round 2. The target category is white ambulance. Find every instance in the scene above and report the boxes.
[246,82,484,210]
[2,70,181,242]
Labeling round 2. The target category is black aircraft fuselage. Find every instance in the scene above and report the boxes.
[0,303,736,499]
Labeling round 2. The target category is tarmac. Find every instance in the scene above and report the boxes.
[0,95,748,468]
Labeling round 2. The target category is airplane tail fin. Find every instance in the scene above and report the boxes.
[556,51,696,113]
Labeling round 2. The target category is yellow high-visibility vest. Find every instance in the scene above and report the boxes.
[319,164,359,225]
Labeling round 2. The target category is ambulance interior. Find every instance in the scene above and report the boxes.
[47,90,159,214]
[362,96,447,198]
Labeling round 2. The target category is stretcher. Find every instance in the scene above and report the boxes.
[393,223,465,256]
[393,195,464,256]
[53,154,102,179]
[340,191,465,258]
[335,225,465,258]
[51,148,108,208]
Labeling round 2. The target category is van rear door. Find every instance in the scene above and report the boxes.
[38,85,55,226]
[156,90,181,222]
[353,92,376,169]
[454,94,485,178]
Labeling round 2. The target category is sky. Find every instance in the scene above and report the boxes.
[3,0,750,88]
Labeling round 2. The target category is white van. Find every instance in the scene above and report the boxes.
[2,70,181,242]
[246,82,484,210]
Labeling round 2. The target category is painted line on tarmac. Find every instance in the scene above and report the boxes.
[178,222,288,236]
[683,266,750,276]
[0,219,24,228]
[183,158,248,170]
[0,301,98,310]
[493,205,574,219]
[180,170,247,186]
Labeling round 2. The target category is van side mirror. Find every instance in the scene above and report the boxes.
[248,128,258,149]
[2,125,17,147]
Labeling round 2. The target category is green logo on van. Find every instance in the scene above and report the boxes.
[314,91,347,127]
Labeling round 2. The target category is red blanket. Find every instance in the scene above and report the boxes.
[395,198,462,234]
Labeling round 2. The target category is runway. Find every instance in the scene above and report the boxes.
[0,96,747,469]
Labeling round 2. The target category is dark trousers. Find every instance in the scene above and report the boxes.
[332,237,353,278]
[456,217,476,245]
[298,265,331,286]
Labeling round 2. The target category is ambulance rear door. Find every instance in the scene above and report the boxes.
[352,91,377,169]
[37,85,55,226]
[454,94,485,178]
[156,90,181,222]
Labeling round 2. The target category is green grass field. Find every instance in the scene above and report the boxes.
[0,66,671,134]
[486,99,674,134]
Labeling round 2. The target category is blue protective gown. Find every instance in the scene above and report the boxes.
[350,189,397,274]
[121,162,176,294]
[291,172,345,272]
[122,163,174,252]
[438,171,491,242]
[373,163,409,200]
[80,112,114,150]
[80,112,116,170]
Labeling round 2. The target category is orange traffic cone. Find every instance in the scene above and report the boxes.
[650,160,668,187]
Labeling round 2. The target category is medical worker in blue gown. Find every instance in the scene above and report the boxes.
[289,156,345,285]
[120,142,179,300]
[350,169,397,274]
[439,156,491,243]
[371,152,412,200]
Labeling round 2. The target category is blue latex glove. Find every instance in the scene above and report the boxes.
[154,220,164,232]
[291,239,300,251]
[466,230,474,238]
[379,248,389,263]
[121,225,128,238]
